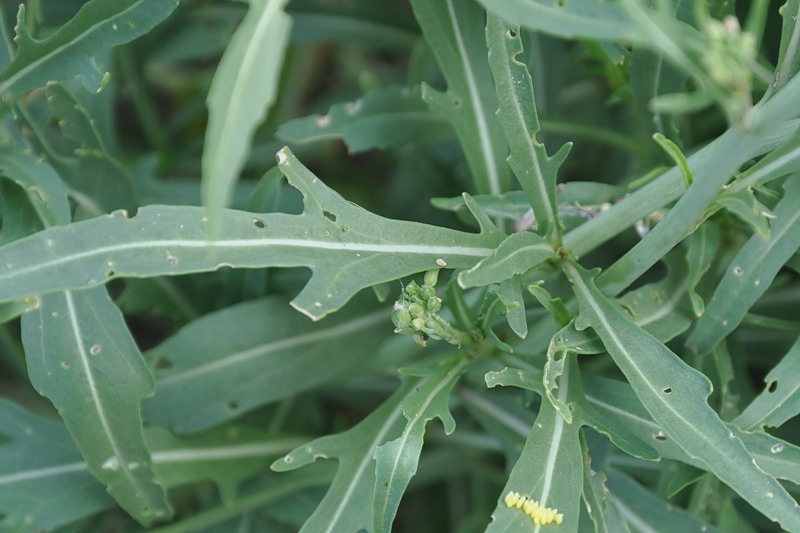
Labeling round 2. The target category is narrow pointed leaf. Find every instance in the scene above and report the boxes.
[271,382,412,533]
[276,86,452,152]
[735,334,800,430]
[687,176,800,354]
[495,278,528,338]
[144,296,390,432]
[0,148,70,227]
[607,471,725,533]
[487,361,582,533]
[373,356,469,532]
[458,232,555,288]
[774,0,800,93]
[581,451,632,533]
[565,262,800,532]
[0,0,178,100]
[486,14,571,242]
[685,220,721,317]
[0,399,302,531]
[477,0,637,41]
[0,148,501,319]
[202,0,292,234]
[0,398,112,532]
[20,286,171,525]
[410,0,510,195]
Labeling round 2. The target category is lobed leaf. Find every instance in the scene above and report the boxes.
[486,14,571,242]
[0,148,501,320]
[458,232,555,289]
[272,381,411,533]
[202,0,292,235]
[20,286,171,525]
[735,334,800,430]
[410,0,511,195]
[43,81,138,214]
[486,358,582,533]
[372,356,469,532]
[0,147,70,227]
[566,262,800,532]
[144,296,390,432]
[687,175,800,354]
[276,86,452,152]
[0,0,178,100]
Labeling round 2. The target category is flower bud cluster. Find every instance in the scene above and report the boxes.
[391,270,471,347]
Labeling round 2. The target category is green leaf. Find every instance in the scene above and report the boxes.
[495,278,528,338]
[43,81,138,214]
[477,0,637,40]
[565,262,800,532]
[606,471,725,533]
[485,14,571,242]
[687,175,800,354]
[143,296,390,432]
[685,220,722,317]
[487,359,582,532]
[629,0,693,142]
[20,286,171,525]
[0,148,502,320]
[729,123,800,192]
[581,450,632,533]
[0,0,178,99]
[0,147,71,227]
[289,0,418,48]
[410,0,511,195]
[202,0,292,235]
[458,232,555,289]
[712,188,774,240]
[737,430,800,486]
[146,426,304,504]
[0,399,303,531]
[735,334,800,430]
[597,129,752,296]
[271,381,411,533]
[0,398,112,532]
[276,86,452,152]
[372,355,469,532]
[773,0,800,93]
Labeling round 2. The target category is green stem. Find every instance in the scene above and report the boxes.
[147,471,333,533]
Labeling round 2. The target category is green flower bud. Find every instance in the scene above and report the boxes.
[420,286,436,301]
[408,303,426,317]
[424,269,439,287]
[411,317,425,330]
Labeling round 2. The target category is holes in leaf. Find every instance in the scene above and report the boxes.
[767,380,778,393]
[662,386,673,395]
[252,217,268,229]
[452,97,462,107]
[226,400,239,411]
[653,431,667,441]
[507,29,517,38]
[323,210,337,223]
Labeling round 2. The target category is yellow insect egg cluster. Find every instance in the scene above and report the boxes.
[504,491,564,527]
